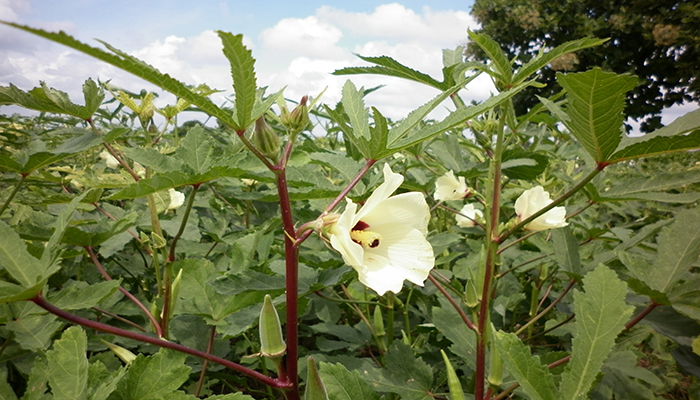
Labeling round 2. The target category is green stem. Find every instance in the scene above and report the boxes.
[168,183,200,262]
[516,280,576,337]
[475,103,507,400]
[0,173,27,216]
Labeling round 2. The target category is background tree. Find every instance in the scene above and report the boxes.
[468,0,700,132]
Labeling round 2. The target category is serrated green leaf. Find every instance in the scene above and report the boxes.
[21,358,51,400]
[559,265,634,400]
[513,38,607,84]
[389,79,535,151]
[652,209,700,292]
[0,365,20,400]
[366,342,433,400]
[107,166,254,200]
[551,226,581,276]
[87,362,126,400]
[557,68,637,162]
[609,129,700,163]
[61,213,137,247]
[0,220,44,287]
[468,30,511,85]
[501,149,549,180]
[111,349,190,400]
[123,147,183,173]
[217,31,256,131]
[341,80,371,141]
[177,126,214,173]
[333,54,442,89]
[319,362,380,400]
[493,331,557,400]
[1,23,236,127]
[41,191,91,268]
[0,80,101,120]
[432,303,477,369]
[211,270,286,296]
[603,170,700,198]
[5,314,62,351]
[173,259,238,321]
[49,280,122,311]
[51,129,102,154]
[46,326,89,400]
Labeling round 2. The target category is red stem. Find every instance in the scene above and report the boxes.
[86,246,163,338]
[276,169,300,400]
[30,295,291,389]
[428,274,477,331]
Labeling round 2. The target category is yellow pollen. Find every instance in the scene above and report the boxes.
[350,230,382,249]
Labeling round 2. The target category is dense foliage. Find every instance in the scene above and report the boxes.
[1,23,700,400]
[468,0,700,132]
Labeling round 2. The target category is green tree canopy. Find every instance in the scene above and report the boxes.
[468,0,700,132]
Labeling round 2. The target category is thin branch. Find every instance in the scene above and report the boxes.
[428,273,477,332]
[31,295,291,389]
[85,246,163,338]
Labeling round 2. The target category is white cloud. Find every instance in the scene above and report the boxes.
[259,16,345,60]
[1,2,485,125]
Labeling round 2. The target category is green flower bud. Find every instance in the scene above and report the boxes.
[304,357,329,400]
[151,232,167,249]
[465,279,480,308]
[167,268,183,322]
[101,339,137,364]
[440,350,466,400]
[487,341,503,387]
[280,95,310,134]
[253,117,280,162]
[259,294,286,360]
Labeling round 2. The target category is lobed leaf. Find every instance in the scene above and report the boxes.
[46,326,89,400]
[513,38,608,84]
[333,54,442,89]
[493,331,557,400]
[609,129,700,163]
[559,265,634,400]
[217,31,257,131]
[110,349,190,400]
[557,68,637,162]
[319,362,380,400]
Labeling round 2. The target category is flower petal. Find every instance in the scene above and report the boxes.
[329,199,364,267]
[355,164,403,222]
[361,192,430,234]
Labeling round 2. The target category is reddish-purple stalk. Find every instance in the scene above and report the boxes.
[294,158,377,245]
[30,294,291,389]
[475,160,503,400]
[275,169,301,400]
[428,274,477,331]
[85,246,163,338]
[194,325,217,397]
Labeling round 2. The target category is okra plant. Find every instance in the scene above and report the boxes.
[1,22,700,400]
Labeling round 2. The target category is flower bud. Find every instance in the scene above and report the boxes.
[465,279,480,308]
[151,232,167,249]
[441,350,466,400]
[259,294,286,360]
[487,341,503,387]
[101,339,137,364]
[305,357,329,400]
[253,117,280,162]
[280,96,310,134]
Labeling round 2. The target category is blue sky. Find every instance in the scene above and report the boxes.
[1,0,695,128]
[1,0,485,121]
